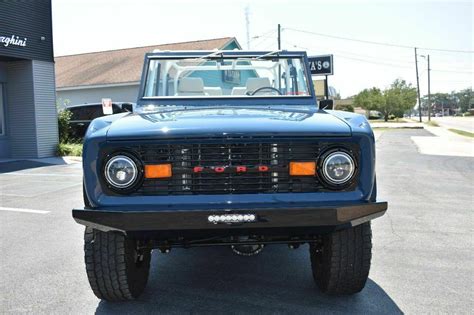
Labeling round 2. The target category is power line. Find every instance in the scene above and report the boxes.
[337,54,414,69]
[285,41,471,70]
[332,50,412,65]
[285,27,474,54]
[259,39,278,51]
[249,29,276,42]
[285,41,473,73]
[252,34,275,50]
[334,54,472,74]
[286,41,414,69]
[284,40,414,65]
[431,69,473,74]
[248,29,277,49]
[427,80,473,84]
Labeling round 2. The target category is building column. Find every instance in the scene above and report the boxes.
[6,60,58,158]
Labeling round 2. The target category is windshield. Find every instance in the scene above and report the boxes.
[142,55,311,99]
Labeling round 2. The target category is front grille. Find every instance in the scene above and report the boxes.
[130,141,337,195]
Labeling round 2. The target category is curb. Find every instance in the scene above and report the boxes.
[371,126,424,129]
[63,156,82,164]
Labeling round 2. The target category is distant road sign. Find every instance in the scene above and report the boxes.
[308,55,333,76]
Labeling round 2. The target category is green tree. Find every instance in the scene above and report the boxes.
[429,93,451,107]
[58,108,72,143]
[336,104,355,112]
[354,87,384,117]
[456,88,473,113]
[381,79,417,121]
[422,92,459,115]
[56,99,73,144]
[354,79,417,121]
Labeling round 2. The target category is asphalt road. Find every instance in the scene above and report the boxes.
[1,129,473,314]
[431,116,474,133]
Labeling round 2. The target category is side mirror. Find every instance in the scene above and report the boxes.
[320,99,334,110]
[122,103,134,113]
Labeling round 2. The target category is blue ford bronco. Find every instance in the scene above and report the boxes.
[73,50,387,301]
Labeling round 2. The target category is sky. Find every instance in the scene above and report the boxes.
[52,0,473,98]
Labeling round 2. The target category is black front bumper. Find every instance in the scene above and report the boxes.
[73,202,387,235]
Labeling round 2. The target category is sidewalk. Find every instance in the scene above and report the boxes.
[0,156,82,173]
[413,116,474,134]
[411,126,474,157]
[369,119,424,129]
[0,156,81,165]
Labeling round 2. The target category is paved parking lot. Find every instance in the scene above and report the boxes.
[0,129,473,314]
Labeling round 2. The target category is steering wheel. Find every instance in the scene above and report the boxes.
[248,86,283,96]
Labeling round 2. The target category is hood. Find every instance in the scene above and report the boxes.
[105,107,351,140]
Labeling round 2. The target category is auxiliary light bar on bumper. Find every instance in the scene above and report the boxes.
[73,202,387,234]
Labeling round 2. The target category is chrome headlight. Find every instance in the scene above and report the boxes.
[104,155,138,189]
[321,151,355,185]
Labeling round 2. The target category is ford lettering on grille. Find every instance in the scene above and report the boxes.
[193,165,270,173]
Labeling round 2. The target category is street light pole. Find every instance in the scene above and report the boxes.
[427,55,431,121]
[414,47,422,122]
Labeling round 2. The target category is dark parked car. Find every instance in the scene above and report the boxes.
[73,50,387,301]
[65,102,134,138]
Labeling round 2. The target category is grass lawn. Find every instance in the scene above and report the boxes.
[425,121,440,127]
[448,129,474,138]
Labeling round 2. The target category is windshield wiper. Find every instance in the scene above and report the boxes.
[256,50,282,60]
[198,50,283,61]
[199,50,224,60]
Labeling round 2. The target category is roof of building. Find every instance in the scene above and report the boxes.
[55,37,239,89]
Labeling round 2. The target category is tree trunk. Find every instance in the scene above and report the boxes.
[384,114,389,122]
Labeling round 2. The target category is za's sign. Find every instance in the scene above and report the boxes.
[308,55,333,76]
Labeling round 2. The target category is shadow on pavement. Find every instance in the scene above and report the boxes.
[0,160,52,173]
[95,245,402,314]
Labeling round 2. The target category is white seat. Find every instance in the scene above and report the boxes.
[176,77,206,96]
[204,87,223,96]
[231,87,247,95]
[246,78,272,94]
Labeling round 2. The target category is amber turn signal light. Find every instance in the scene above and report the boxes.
[289,161,316,176]
[145,164,172,178]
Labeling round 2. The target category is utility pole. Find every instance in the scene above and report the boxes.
[427,55,431,121]
[277,24,281,50]
[414,47,422,122]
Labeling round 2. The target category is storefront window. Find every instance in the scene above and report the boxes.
[0,84,4,136]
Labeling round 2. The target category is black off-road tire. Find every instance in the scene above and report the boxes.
[309,222,372,295]
[84,227,152,301]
